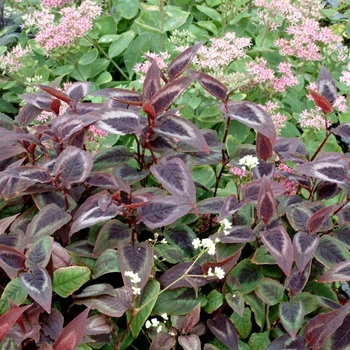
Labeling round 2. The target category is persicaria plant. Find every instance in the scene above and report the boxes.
[1,40,350,350]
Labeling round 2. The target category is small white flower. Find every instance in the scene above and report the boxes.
[214,267,225,279]
[192,238,202,249]
[207,267,214,277]
[132,286,141,295]
[239,155,259,169]
[157,325,163,333]
[232,294,236,298]
[221,219,232,235]
[202,238,216,256]
[151,318,160,327]
[145,320,152,328]
[161,238,167,244]
[161,313,168,320]
[215,237,220,243]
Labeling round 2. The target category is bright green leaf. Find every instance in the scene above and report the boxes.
[112,0,139,19]
[108,31,135,58]
[0,278,27,315]
[230,307,252,339]
[204,290,224,313]
[249,330,270,350]
[196,5,221,21]
[79,49,98,65]
[93,249,120,279]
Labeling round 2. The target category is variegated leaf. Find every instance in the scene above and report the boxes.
[26,236,53,271]
[217,194,244,222]
[257,175,276,224]
[143,59,161,100]
[293,232,319,273]
[65,82,91,108]
[2,166,51,183]
[92,87,144,105]
[279,299,304,340]
[207,314,238,350]
[319,260,350,283]
[285,262,311,296]
[317,66,337,106]
[0,244,26,278]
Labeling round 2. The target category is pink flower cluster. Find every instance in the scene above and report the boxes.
[259,101,288,130]
[41,0,71,8]
[22,0,101,54]
[229,167,247,179]
[340,63,350,88]
[195,32,251,70]
[299,107,329,130]
[246,58,298,93]
[275,163,299,196]
[1,45,30,72]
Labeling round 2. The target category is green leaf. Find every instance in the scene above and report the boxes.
[127,279,160,337]
[51,65,75,76]
[249,330,270,350]
[304,281,338,302]
[97,15,117,35]
[0,278,27,315]
[98,34,119,44]
[204,290,224,313]
[192,165,216,187]
[93,249,120,279]
[230,308,252,339]
[152,288,198,315]
[279,299,304,339]
[112,0,139,19]
[294,292,318,315]
[90,59,110,78]
[255,278,284,306]
[226,291,244,317]
[35,65,50,81]
[244,292,265,329]
[196,5,221,21]
[53,266,91,298]
[164,225,197,258]
[251,246,276,265]
[314,236,350,267]
[79,49,98,65]
[229,259,264,294]
[255,31,275,48]
[95,71,112,86]
[108,31,135,58]
[197,21,217,35]
[163,7,190,32]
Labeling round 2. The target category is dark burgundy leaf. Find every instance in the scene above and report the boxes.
[85,314,112,336]
[184,303,201,333]
[319,260,350,283]
[317,66,337,106]
[143,59,161,100]
[260,226,293,276]
[304,301,350,349]
[256,132,273,161]
[0,230,24,251]
[218,226,255,243]
[18,93,54,113]
[137,195,192,228]
[285,262,311,296]
[293,232,319,273]
[50,99,60,115]
[159,263,207,290]
[286,206,312,232]
[148,76,195,116]
[323,314,350,350]
[167,42,202,82]
[316,181,340,200]
[190,70,227,101]
[93,108,142,136]
[15,103,42,127]
[0,244,26,278]
[58,115,100,141]
[333,224,350,249]
[150,157,196,203]
[277,172,311,189]
[314,236,350,267]
[217,194,244,222]
[150,332,176,350]
[273,138,301,157]
[0,214,19,234]
[220,101,276,143]
[118,241,153,291]
[2,166,51,183]
[178,335,201,350]
[257,175,276,224]
[252,162,275,179]
[65,82,91,108]
[86,172,128,192]
[309,89,332,114]
[197,197,225,214]
[307,204,335,234]
[153,114,210,153]
[26,236,53,271]
[38,85,72,105]
[70,191,122,235]
[93,88,144,105]
[196,149,223,165]
[112,163,149,184]
[19,267,52,313]
[207,314,238,350]
[242,179,285,203]
[53,307,90,350]
[40,308,64,341]
[265,334,306,350]
[92,145,130,172]
[332,122,350,139]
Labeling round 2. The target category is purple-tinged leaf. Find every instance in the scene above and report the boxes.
[273,138,300,157]
[26,204,71,245]
[65,82,91,108]
[19,267,52,313]
[66,240,93,258]
[217,194,244,222]
[332,122,350,139]
[58,115,100,141]
[178,335,201,350]
[150,332,176,350]
[137,195,192,228]
[317,66,337,106]
[39,308,64,341]
[0,244,26,278]
[52,242,71,269]
[70,191,122,235]
[26,236,53,271]
[260,226,293,276]
[118,241,153,291]
[277,171,311,189]
[15,103,42,127]
[252,162,275,179]
[255,278,284,306]
[32,191,75,211]
[159,262,207,290]
[154,114,210,153]
[167,42,202,82]
[85,314,112,336]
[333,224,350,249]
[0,304,32,342]
[93,220,131,256]
[219,226,255,243]
[0,214,19,234]
[0,146,26,161]
[93,108,141,136]
[242,179,285,203]
[150,158,196,203]
[112,163,149,184]
[257,175,276,224]
[196,149,223,165]
[220,101,276,143]
[319,260,350,283]
[92,145,130,172]
[0,230,24,252]
[285,262,311,296]
[277,196,305,216]
[93,249,120,279]
[164,225,197,258]
[86,172,128,192]
[53,307,90,350]
[143,59,161,100]
[18,93,56,114]
[2,166,51,183]
[92,88,144,105]
[279,299,304,339]
[184,303,201,333]
[207,314,238,350]
[197,197,224,214]
[265,334,306,350]
[286,206,312,232]
[75,283,116,299]
[320,314,350,350]
[309,89,332,114]
[307,204,335,234]
[314,236,350,267]
[304,301,350,349]
[74,287,132,317]
[37,85,72,105]
[190,70,227,101]
[256,132,273,161]
[148,76,195,116]
[52,146,93,189]
[293,232,319,273]
[316,181,340,200]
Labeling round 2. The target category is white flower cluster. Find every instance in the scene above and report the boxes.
[207,266,225,279]
[192,237,220,255]
[145,314,168,333]
[239,155,259,171]
[221,219,233,236]
[125,271,141,295]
